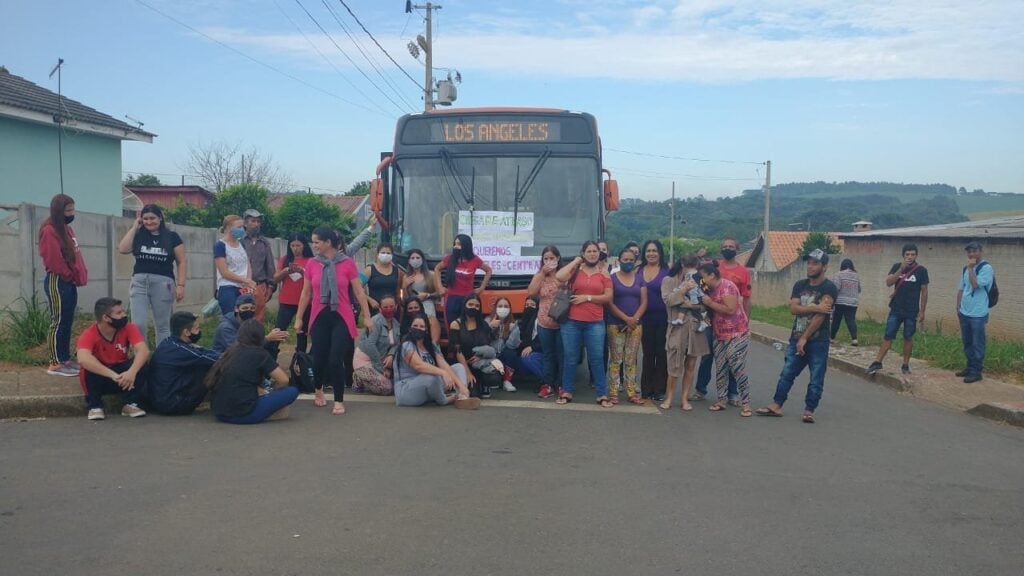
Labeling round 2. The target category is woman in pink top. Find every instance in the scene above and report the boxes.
[526,245,564,399]
[696,262,752,416]
[296,227,371,415]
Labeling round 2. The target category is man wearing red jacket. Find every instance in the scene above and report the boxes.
[38,194,88,377]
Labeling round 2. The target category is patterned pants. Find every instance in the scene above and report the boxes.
[352,366,394,396]
[713,333,750,404]
[607,324,642,399]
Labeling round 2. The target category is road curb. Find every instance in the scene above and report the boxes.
[748,331,912,393]
[0,395,85,420]
[966,402,1024,428]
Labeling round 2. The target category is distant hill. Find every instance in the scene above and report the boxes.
[607,181,1024,248]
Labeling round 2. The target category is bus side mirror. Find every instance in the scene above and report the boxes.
[370,178,384,212]
[604,179,620,212]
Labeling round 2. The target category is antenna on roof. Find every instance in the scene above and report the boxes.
[125,114,145,129]
[48,58,65,194]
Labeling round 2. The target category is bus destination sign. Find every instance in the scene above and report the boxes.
[436,121,560,143]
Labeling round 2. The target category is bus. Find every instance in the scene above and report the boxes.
[368,107,619,314]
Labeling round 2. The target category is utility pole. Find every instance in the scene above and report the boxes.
[413,3,440,111]
[669,181,676,263]
[761,160,771,271]
[48,58,65,195]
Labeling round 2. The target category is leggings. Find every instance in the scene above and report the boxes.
[217,387,299,425]
[44,273,77,365]
[310,310,354,402]
[830,304,858,340]
[275,303,310,353]
[713,333,750,405]
[640,323,668,396]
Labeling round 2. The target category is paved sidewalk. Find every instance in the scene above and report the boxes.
[3,325,1023,426]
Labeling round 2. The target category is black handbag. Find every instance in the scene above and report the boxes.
[546,270,578,324]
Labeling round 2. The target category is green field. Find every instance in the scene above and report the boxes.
[954,195,1024,215]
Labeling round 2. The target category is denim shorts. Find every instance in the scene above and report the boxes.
[884,312,917,341]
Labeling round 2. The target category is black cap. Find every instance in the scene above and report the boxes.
[964,241,982,251]
[802,248,830,265]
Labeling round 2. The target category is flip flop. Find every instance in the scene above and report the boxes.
[596,396,614,408]
[755,407,783,417]
[802,412,816,424]
[681,403,693,412]
[332,402,346,415]
[628,396,645,405]
[708,403,726,412]
[555,393,573,405]
[740,405,753,417]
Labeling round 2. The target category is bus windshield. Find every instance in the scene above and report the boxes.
[391,154,600,274]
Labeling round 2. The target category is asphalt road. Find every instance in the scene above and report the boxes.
[2,341,1022,576]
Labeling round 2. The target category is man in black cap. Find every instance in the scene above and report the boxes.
[242,208,276,321]
[212,293,287,354]
[756,248,837,423]
[956,241,995,383]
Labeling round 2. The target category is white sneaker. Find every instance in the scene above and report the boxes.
[697,321,709,333]
[87,408,105,420]
[502,380,517,392]
[121,403,147,418]
[670,319,685,326]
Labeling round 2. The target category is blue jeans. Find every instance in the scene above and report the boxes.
[884,311,917,341]
[772,338,829,412]
[695,329,738,398]
[216,285,241,316]
[520,351,545,379]
[44,273,77,365]
[958,313,987,376]
[560,320,607,396]
[537,326,562,385]
[217,387,299,424]
[444,295,467,326]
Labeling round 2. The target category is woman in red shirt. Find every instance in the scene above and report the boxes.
[554,241,613,407]
[435,234,492,325]
[274,233,313,353]
[39,194,88,377]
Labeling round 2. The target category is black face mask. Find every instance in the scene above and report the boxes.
[409,328,427,341]
[238,310,256,321]
[108,316,129,329]
[721,249,737,260]
[64,215,75,224]
[452,247,462,258]
[188,331,202,343]
[466,308,483,320]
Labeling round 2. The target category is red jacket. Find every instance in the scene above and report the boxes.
[38,221,88,286]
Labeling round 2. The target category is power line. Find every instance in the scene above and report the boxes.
[605,147,765,166]
[607,166,761,182]
[319,0,416,111]
[272,0,391,117]
[336,0,421,89]
[133,0,391,118]
[122,170,349,194]
[292,0,409,114]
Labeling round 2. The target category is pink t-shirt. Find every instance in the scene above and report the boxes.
[305,258,359,339]
[710,278,749,341]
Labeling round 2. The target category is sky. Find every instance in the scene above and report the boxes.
[2,0,1023,201]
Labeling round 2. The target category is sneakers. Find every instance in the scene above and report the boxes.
[502,380,517,392]
[963,374,983,384]
[65,359,81,372]
[121,403,147,418]
[537,384,553,399]
[954,369,969,377]
[87,408,105,420]
[670,318,685,326]
[480,386,492,399]
[46,362,79,377]
[866,361,883,375]
[901,364,912,375]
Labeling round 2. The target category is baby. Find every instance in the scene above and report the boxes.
[672,270,710,332]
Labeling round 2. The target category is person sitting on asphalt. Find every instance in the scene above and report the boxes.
[393,314,478,409]
[449,294,501,398]
[399,296,425,340]
[212,293,288,354]
[514,296,550,392]
[352,293,399,396]
[77,297,150,421]
[205,319,298,424]
[488,296,521,393]
[146,311,220,415]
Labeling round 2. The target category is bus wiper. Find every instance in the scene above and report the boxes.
[439,148,476,233]
[513,148,551,233]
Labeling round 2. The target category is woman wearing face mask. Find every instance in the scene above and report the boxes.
[448,294,501,399]
[660,253,710,412]
[400,296,424,339]
[213,214,257,316]
[363,243,403,314]
[296,227,372,416]
[39,193,89,377]
[402,248,440,343]
[273,234,314,354]
[435,234,492,325]
[488,297,521,392]
[117,204,187,346]
[394,314,479,409]
[515,296,549,393]
[606,247,648,405]
[694,262,752,416]
[527,246,563,398]
[352,293,399,396]
[555,240,614,407]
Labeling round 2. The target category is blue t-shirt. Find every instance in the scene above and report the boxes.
[959,262,993,318]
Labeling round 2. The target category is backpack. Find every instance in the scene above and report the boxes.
[288,351,316,393]
[963,262,999,308]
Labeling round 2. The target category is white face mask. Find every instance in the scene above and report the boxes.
[495,307,510,319]
[378,253,393,264]
[408,257,422,269]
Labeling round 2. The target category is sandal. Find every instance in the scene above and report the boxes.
[609,396,620,405]
[802,412,815,424]
[596,396,614,408]
[658,401,671,410]
[755,406,783,417]
[708,402,726,412]
[628,396,644,405]
[313,390,327,407]
[332,402,346,415]
[681,403,693,412]
[740,405,753,417]
[555,392,573,405]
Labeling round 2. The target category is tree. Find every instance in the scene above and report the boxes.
[274,193,353,238]
[206,183,276,236]
[798,232,841,258]
[124,173,162,186]
[181,140,291,193]
[164,197,206,227]
[346,180,371,196]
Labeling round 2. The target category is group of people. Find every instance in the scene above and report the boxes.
[37,193,999,425]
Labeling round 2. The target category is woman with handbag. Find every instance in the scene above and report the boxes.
[527,245,564,398]
[555,241,613,407]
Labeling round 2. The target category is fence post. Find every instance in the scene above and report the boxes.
[19,203,37,304]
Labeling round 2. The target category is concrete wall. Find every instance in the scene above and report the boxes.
[750,237,1022,340]
[0,203,286,317]
[0,116,124,216]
